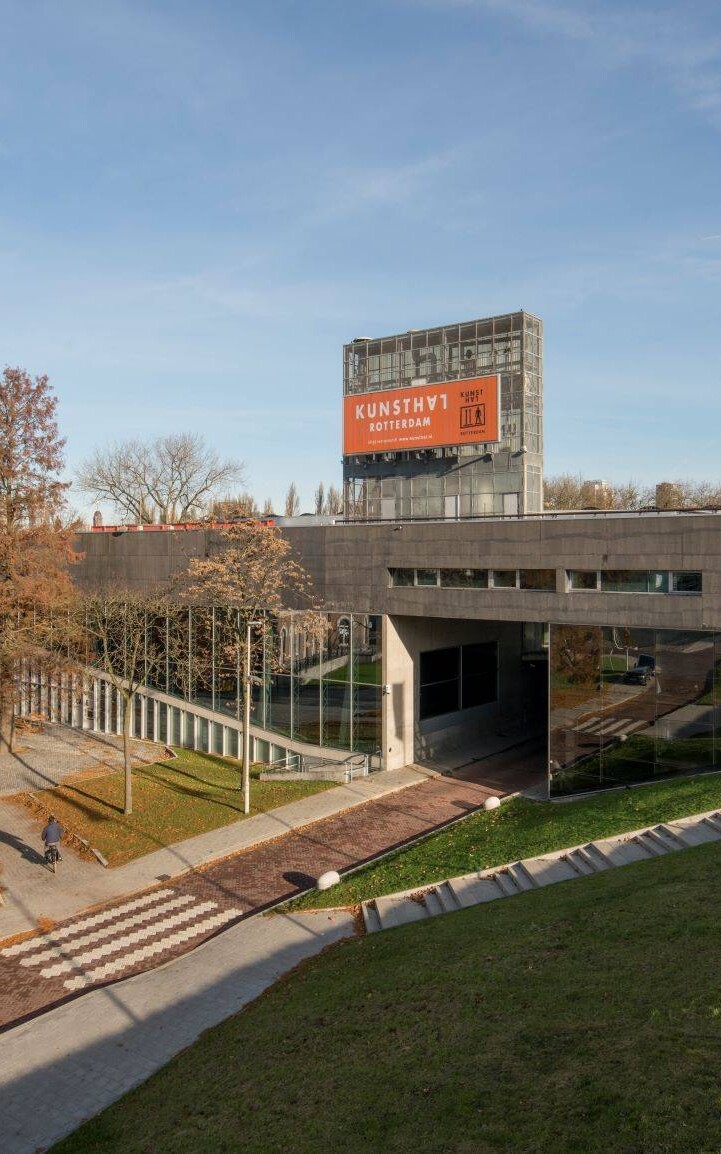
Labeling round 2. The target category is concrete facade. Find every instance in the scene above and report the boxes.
[78,511,721,631]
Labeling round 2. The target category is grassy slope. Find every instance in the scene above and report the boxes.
[293,770,721,909]
[53,840,721,1154]
[15,750,334,867]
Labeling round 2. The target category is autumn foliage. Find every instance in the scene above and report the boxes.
[0,367,77,751]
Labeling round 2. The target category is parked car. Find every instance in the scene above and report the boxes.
[623,667,653,685]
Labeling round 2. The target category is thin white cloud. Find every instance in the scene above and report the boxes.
[410,0,721,131]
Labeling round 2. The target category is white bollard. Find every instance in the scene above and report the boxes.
[317,870,341,891]
[484,795,501,812]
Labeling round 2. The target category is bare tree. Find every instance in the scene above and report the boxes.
[325,484,343,516]
[262,498,274,516]
[314,482,325,515]
[544,474,643,511]
[284,482,300,518]
[78,592,183,815]
[77,433,244,524]
[208,492,259,521]
[0,367,78,752]
[180,521,324,808]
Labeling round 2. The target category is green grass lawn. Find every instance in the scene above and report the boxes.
[52,840,721,1154]
[291,768,721,911]
[15,749,335,868]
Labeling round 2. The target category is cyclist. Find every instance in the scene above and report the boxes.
[41,815,63,863]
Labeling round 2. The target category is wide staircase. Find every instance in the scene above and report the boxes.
[362,810,721,933]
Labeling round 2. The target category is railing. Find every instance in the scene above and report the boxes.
[260,751,371,783]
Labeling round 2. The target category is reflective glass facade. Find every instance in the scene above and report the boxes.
[549,625,721,795]
[136,609,382,756]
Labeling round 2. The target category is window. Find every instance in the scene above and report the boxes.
[416,569,439,587]
[492,569,517,588]
[568,570,599,591]
[419,647,459,719]
[601,571,669,593]
[419,643,498,720]
[461,642,498,707]
[439,568,488,588]
[519,569,556,591]
[673,572,702,593]
[389,568,414,587]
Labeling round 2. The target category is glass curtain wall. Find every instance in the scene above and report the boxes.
[108,607,383,757]
[549,625,721,795]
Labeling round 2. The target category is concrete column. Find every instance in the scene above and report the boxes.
[382,615,415,770]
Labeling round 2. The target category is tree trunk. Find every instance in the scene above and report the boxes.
[0,662,15,756]
[122,691,133,815]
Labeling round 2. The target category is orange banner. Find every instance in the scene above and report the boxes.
[343,375,499,455]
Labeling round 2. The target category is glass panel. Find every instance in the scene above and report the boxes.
[268,673,293,738]
[568,570,598,591]
[158,702,168,744]
[461,642,497,707]
[322,680,352,748]
[601,571,668,593]
[420,646,459,720]
[519,569,555,591]
[212,722,224,755]
[673,572,702,593]
[389,568,414,587]
[439,568,488,588]
[145,698,155,741]
[492,570,517,588]
[416,569,438,586]
[549,625,603,795]
[197,716,209,751]
[654,630,714,773]
[296,680,321,743]
[598,627,656,787]
[355,685,382,753]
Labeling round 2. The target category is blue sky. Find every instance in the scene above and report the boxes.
[1,0,720,517]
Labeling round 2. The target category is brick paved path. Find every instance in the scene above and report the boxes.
[0,772,497,1031]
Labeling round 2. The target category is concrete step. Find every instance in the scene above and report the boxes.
[644,825,683,853]
[702,813,721,835]
[434,880,462,914]
[591,837,655,867]
[656,823,693,849]
[362,901,383,934]
[563,849,596,876]
[447,875,505,908]
[522,854,580,887]
[374,894,430,931]
[493,869,524,897]
[581,842,614,870]
[632,832,669,858]
[506,862,538,892]
[666,818,721,847]
[421,890,445,918]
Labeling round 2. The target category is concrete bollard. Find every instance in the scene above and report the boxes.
[317,870,341,890]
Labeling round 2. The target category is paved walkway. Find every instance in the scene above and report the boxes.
[0,765,506,1029]
[0,908,356,1154]
[0,726,162,796]
[0,764,429,941]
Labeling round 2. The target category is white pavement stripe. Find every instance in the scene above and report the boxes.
[18,895,199,966]
[62,907,243,990]
[1,889,176,957]
[35,902,220,977]
[624,720,647,734]
[596,718,632,735]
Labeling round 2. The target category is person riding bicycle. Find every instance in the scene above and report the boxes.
[41,815,63,862]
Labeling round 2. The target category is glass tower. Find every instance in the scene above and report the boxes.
[343,310,543,520]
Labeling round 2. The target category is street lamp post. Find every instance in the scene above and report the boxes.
[242,618,263,816]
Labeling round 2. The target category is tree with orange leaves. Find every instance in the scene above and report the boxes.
[0,367,77,753]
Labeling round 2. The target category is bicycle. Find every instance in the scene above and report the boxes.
[44,844,60,874]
